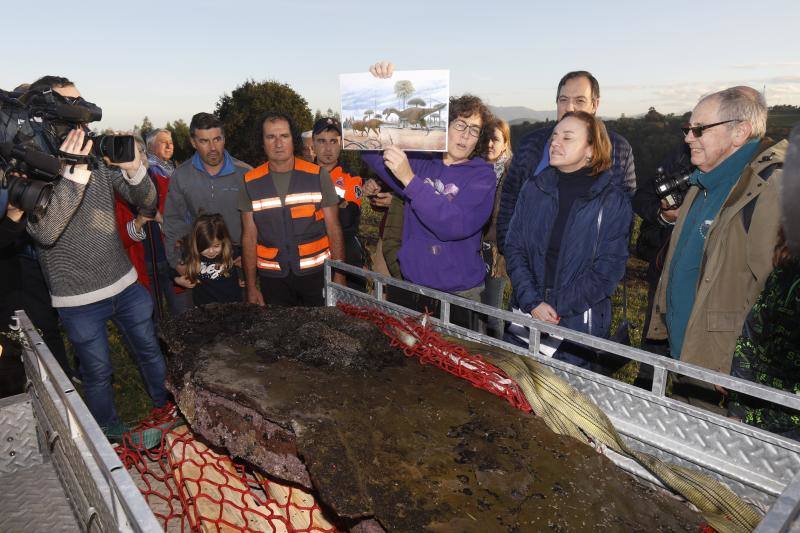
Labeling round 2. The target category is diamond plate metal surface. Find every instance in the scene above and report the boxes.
[555,369,800,495]
[0,462,80,532]
[0,394,42,475]
[26,355,111,532]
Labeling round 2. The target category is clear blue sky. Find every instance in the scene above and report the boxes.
[4,0,798,130]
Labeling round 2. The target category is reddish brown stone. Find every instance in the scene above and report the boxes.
[162,303,703,532]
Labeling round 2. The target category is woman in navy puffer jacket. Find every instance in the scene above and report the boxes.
[505,111,632,368]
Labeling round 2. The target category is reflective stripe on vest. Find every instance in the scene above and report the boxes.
[257,259,281,270]
[252,197,282,212]
[256,244,281,271]
[285,192,323,205]
[299,249,331,270]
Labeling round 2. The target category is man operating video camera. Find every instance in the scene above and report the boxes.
[0,182,25,247]
[24,76,171,444]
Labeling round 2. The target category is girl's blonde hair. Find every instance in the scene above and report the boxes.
[185,213,234,284]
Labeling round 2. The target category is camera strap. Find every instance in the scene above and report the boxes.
[58,150,90,167]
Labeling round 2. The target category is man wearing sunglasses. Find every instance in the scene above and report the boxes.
[496,70,636,256]
[647,86,787,379]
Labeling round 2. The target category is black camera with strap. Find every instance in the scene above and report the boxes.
[0,87,136,216]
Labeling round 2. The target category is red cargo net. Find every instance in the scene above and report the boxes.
[336,302,533,414]
[116,405,338,532]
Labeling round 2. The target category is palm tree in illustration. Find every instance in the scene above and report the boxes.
[394,80,415,110]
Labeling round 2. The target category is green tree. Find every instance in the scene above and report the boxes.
[394,80,415,109]
[644,107,665,123]
[364,109,374,119]
[215,79,313,167]
[165,119,192,163]
[407,97,425,108]
[138,116,154,140]
[315,108,341,123]
[326,108,340,121]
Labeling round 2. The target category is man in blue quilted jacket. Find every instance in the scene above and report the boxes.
[496,71,636,254]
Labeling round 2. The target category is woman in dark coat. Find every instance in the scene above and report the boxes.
[505,111,632,368]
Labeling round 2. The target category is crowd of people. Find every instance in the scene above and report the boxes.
[1,63,798,445]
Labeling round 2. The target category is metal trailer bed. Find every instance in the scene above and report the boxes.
[3,259,800,531]
[324,260,800,532]
[0,311,162,532]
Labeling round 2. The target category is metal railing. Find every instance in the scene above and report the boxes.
[14,310,161,532]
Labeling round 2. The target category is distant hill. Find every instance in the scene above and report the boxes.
[489,105,556,125]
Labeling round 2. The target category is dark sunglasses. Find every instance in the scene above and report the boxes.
[681,119,740,137]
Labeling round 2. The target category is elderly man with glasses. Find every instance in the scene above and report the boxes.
[647,86,787,380]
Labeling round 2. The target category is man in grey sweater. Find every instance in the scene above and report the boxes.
[163,113,251,278]
[25,77,169,443]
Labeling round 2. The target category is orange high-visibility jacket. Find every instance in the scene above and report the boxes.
[245,158,330,277]
[329,164,363,238]
[329,164,363,206]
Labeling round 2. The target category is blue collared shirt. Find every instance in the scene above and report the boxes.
[192,150,236,177]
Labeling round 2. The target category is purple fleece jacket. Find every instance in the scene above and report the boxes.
[362,151,496,292]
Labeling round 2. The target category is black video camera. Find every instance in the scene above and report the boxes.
[653,151,695,210]
[0,145,61,216]
[0,87,136,216]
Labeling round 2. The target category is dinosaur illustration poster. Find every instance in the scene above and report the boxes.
[340,69,449,151]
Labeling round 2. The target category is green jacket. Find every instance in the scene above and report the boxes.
[382,194,405,279]
[728,258,800,435]
[647,139,787,372]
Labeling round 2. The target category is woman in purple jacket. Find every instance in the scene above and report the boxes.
[362,62,496,310]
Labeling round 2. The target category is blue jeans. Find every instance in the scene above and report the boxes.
[58,283,168,428]
[144,259,192,322]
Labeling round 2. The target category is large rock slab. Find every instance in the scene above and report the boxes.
[162,303,702,532]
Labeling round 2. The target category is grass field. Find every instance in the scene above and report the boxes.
[99,202,651,426]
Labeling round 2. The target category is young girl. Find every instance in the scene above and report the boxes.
[175,214,242,306]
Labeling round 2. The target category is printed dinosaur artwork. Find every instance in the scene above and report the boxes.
[340,69,449,151]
